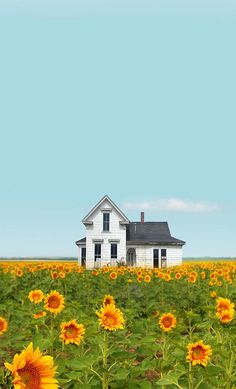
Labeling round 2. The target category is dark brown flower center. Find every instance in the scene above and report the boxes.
[48,296,60,308]
[192,346,205,360]
[18,364,41,388]
[65,325,79,339]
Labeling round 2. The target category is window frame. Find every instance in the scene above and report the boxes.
[111,243,117,259]
[94,243,101,261]
[103,212,110,232]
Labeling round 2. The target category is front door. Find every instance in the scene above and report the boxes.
[127,248,136,266]
[153,249,159,268]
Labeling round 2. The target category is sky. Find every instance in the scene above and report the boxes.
[0,0,235,258]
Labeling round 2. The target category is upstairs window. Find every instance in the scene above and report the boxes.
[103,213,110,231]
[111,244,117,259]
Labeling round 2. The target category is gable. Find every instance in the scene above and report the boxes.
[82,195,129,225]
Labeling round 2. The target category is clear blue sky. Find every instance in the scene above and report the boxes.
[0,0,235,257]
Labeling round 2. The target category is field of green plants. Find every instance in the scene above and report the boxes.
[0,261,235,389]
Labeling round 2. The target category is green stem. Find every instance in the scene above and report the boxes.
[188,362,193,389]
[102,331,109,389]
[161,333,167,389]
[226,350,235,389]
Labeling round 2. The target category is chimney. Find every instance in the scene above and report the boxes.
[140,212,144,223]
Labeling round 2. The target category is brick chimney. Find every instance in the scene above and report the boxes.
[140,212,144,223]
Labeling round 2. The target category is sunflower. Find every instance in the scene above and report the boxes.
[33,311,47,319]
[137,275,143,283]
[44,291,65,314]
[51,271,59,279]
[216,309,234,324]
[216,297,234,313]
[103,295,115,306]
[159,313,176,332]
[175,272,182,280]
[210,291,217,298]
[60,319,85,345]
[201,271,206,279]
[0,317,8,336]
[109,271,117,280]
[15,268,23,277]
[4,342,58,388]
[186,341,212,366]
[188,275,197,283]
[96,304,125,331]
[144,275,151,283]
[164,273,171,282]
[28,289,44,304]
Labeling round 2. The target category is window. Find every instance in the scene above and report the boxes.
[103,213,110,231]
[161,249,167,259]
[111,244,117,259]
[153,249,159,268]
[81,248,86,267]
[95,244,101,261]
[161,249,167,269]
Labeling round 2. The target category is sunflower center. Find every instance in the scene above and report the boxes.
[18,364,41,388]
[162,317,172,327]
[65,325,78,339]
[192,346,205,360]
[104,314,116,326]
[48,296,60,308]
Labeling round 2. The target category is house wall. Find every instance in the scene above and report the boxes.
[85,199,127,269]
[77,245,86,266]
[126,245,183,268]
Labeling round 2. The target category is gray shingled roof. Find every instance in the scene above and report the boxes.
[75,237,86,245]
[126,222,185,246]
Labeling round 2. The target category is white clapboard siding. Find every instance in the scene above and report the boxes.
[166,247,183,267]
[134,246,183,268]
[85,199,127,269]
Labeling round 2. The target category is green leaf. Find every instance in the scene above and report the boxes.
[111,368,130,380]
[141,336,157,343]
[139,382,152,389]
[156,371,185,387]
[0,368,4,384]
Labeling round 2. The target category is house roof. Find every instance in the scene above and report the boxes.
[82,195,130,224]
[126,222,185,246]
[75,237,86,245]
[75,222,185,246]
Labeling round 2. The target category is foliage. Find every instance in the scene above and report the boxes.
[0,261,236,388]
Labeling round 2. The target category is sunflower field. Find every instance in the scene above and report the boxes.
[0,261,236,389]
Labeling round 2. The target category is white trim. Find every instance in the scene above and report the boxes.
[82,195,130,224]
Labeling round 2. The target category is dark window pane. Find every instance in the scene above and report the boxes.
[81,248,86,266]
[81,248,86,259]
[111,244,117,259]
[95,244,101,260]
[153,249,159,259]
[103,213,110,231]
[161,249,167,258]
[153,249,159,268]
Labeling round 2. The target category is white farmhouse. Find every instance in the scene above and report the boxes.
[76,195,185,269]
